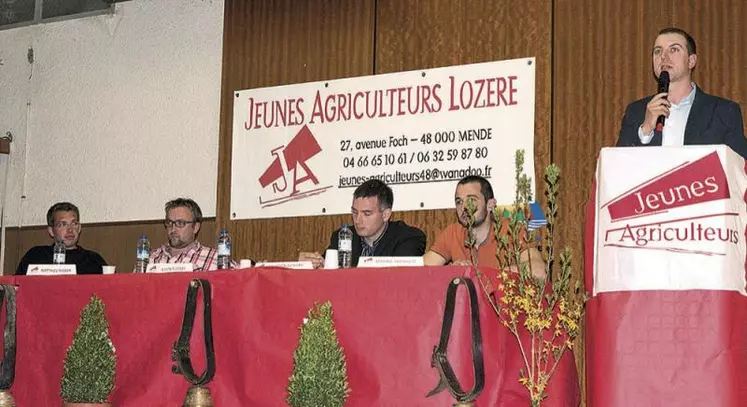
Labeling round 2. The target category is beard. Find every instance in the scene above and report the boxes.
[458,209,488,228]
[169,234,189,249]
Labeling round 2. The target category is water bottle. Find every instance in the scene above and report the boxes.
[53,239,66,264]
[135,234,150,273]
[337,224,353,268]
[216,228,232,269]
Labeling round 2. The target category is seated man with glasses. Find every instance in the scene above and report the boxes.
[16,202,107,275]
[149,198,234,271]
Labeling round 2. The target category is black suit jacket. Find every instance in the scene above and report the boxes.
[326,220,426,267]
[616,88,747,158]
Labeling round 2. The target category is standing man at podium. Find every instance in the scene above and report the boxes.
[616,27,747,158]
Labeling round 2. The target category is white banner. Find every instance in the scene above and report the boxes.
[231,58,536,219]
[593,145,747,295]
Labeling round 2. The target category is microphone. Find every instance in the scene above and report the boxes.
[655,71,670,133]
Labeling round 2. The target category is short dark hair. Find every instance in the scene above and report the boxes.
[457,175,494,201]
[658,27,696,55]
[165,198,203,223]
[353,179,393,210]
[46,202,80,226]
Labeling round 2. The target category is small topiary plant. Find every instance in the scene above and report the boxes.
[61,295,116,404]
[287,301,350,407]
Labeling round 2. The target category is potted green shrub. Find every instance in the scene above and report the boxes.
[60,295,116,407]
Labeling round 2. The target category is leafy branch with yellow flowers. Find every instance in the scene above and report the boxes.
[467,150,587,407]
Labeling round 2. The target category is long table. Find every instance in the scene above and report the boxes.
[5,266,579,406]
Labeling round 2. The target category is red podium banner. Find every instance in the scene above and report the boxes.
[586,145,747,406]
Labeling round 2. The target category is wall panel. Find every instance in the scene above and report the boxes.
[554,0,747,291]
[216,0,375,261]
[376,0,552,242]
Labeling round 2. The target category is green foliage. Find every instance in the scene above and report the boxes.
[479,149,587,407]
[287,302,350,407]
[514,149,533,205]
[61,295,116,403]
[463,196,479,266]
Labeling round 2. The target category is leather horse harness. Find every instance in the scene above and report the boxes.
[427,277,485,403]
[172,279,216,386]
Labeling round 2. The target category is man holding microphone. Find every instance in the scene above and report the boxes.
[616,27,747,158]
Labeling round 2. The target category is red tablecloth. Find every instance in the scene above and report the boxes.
[585,192,747,406]
[3,266,578,406]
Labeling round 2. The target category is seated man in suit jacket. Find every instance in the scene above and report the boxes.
[299,179,426,268]
[616,27,747,159]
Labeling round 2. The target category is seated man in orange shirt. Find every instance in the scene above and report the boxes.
[423,175,545,279]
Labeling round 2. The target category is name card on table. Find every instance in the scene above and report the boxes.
[255,261,314,270]
[357,256,424,268]
[147,263,194,273]
[27,264,77,276]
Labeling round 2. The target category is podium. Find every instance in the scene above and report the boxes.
[585,145,747,406]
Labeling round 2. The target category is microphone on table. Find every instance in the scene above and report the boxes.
[655,70,670,134]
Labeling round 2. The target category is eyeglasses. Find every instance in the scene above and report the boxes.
[164,219,196,228]
[53,221,79,229]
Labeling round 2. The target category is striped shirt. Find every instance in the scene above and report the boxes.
[149,241,220,271]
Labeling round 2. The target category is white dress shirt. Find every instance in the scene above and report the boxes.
[638,83,697,145]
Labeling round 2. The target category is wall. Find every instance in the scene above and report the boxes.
[0,0,224,273]
[0,0,224,227]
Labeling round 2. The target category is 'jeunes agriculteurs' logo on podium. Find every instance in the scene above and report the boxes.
[602,151,738,255]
